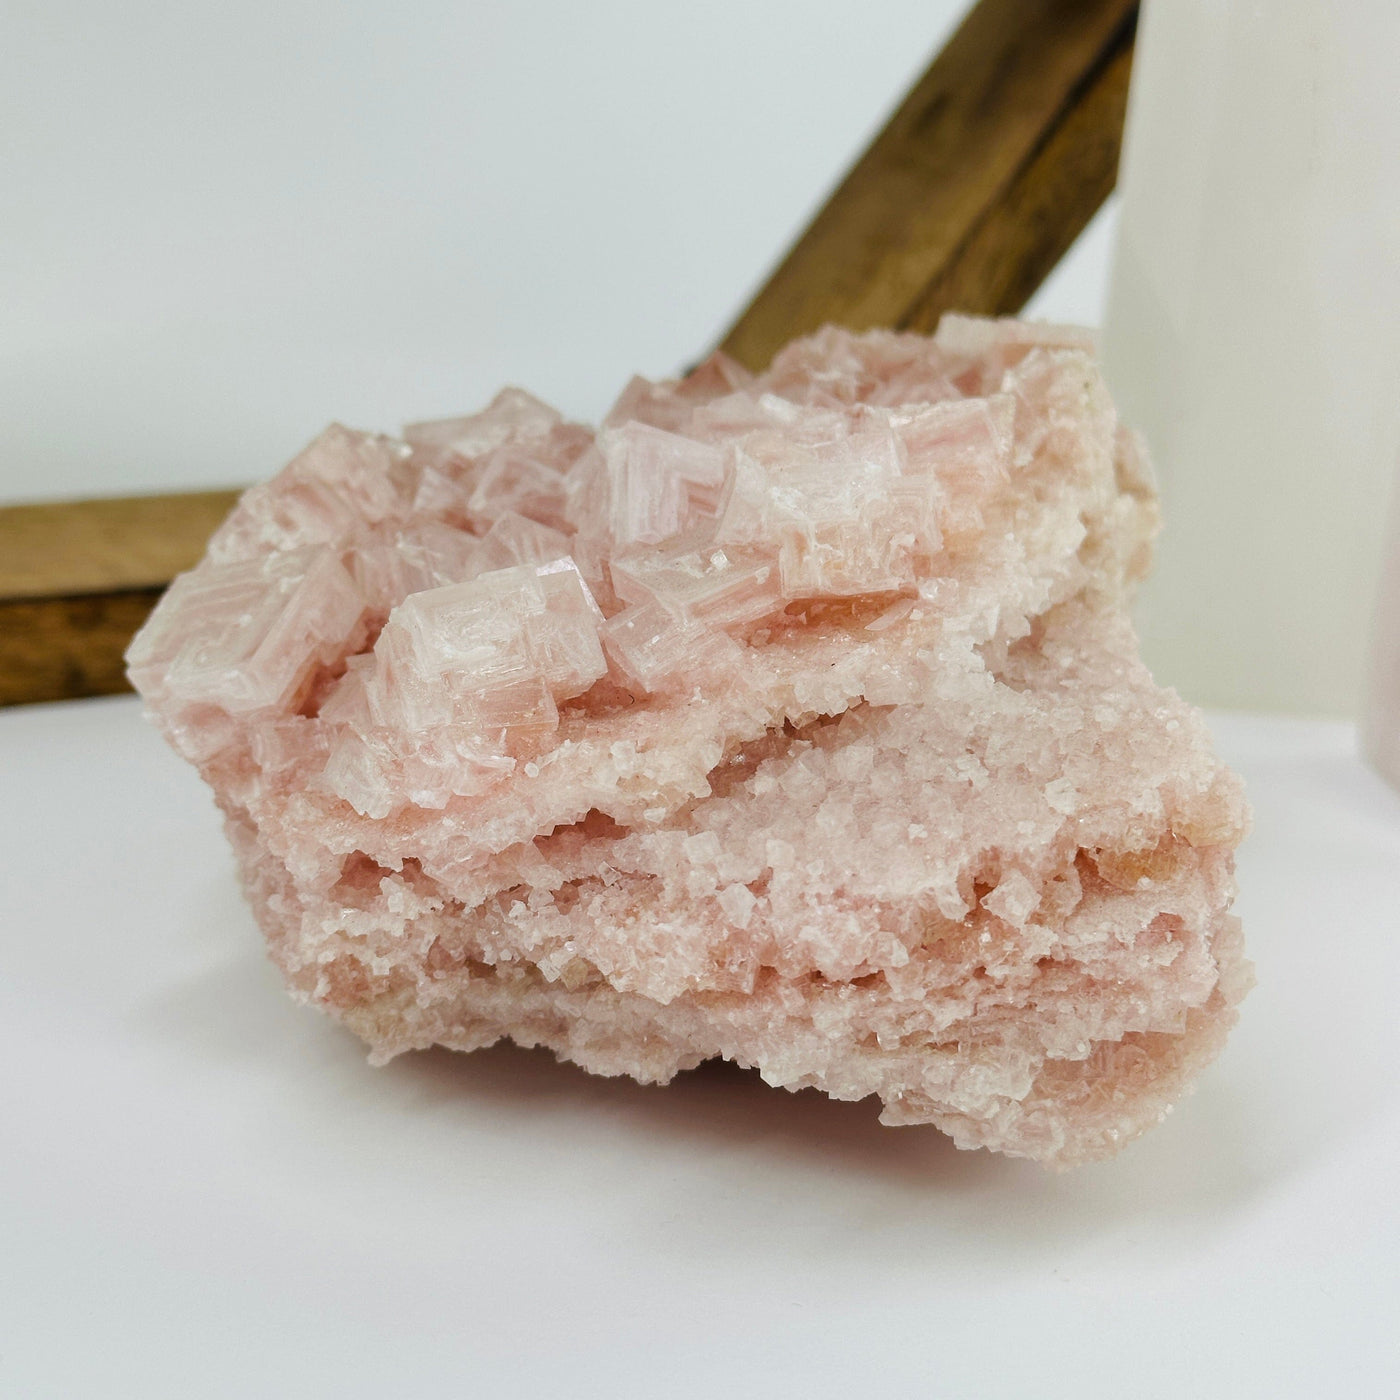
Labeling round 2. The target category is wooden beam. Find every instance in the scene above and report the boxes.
[0,589,167,708]
[0,491,240,706]
[0,491,242,600]
[2,0,1137,707]
[720,0,1136,369]
[901,11,1134,334]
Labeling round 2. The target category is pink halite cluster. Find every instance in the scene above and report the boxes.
[128,317,1251,1167]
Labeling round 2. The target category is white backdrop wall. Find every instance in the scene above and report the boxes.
[1,0,1113,507]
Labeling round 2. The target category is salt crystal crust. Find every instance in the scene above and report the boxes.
[128,316,1251,1167]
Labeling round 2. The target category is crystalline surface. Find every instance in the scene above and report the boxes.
[128,316,1251,1167]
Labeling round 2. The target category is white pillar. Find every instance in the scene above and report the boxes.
[1103,0,1400,719]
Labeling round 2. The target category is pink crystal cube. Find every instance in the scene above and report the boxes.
[127,316,1251,1167]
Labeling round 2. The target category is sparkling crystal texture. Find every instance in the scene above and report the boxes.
[127,317,1252,1167]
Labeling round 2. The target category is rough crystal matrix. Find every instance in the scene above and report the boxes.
[128,317,1251,1166]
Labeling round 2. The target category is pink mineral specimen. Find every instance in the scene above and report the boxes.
[127,316,1251,1167]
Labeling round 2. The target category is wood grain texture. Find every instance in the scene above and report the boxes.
[0,590,163,707]
[900,16,1135,333]
[3,0,1137,707]
[720,0,1136,370]
[0,491,242,599]
[0,492,239,708]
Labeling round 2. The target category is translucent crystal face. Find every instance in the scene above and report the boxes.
[126,546,365,715]
[358,559,606,739]
[125,316,1249,1168]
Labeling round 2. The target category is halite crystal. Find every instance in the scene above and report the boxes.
[127,316,1251,1167]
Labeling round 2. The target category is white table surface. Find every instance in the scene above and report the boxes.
[2,697,1397,1399]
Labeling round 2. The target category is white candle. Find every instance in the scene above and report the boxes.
[1103,0,1400,719]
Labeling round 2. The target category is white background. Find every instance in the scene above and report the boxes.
[0,0,1114,505]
